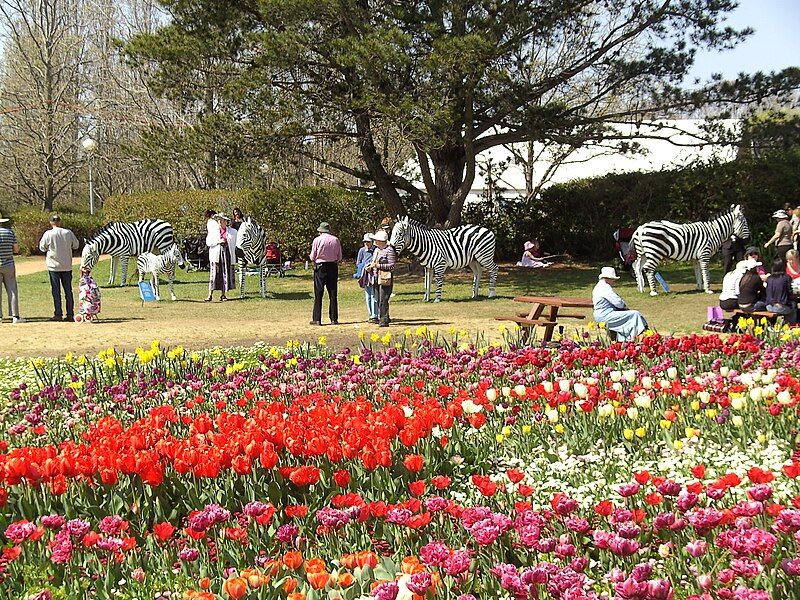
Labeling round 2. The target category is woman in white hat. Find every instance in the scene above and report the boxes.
[765,209,793,264]
[205,213,237,302]
[592,266,648,341]
[355,233,378,322]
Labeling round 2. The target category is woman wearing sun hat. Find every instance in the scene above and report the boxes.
[592,266,648,341]
[764,209,793,264]
[0,213,23,323]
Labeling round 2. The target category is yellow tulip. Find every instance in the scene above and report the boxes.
[495,434,505,443]
[635,427,646,438]
[522,425,532,434]
[623,428,634,441]
[554,424,565,434]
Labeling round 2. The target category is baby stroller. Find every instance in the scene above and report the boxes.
[613,227,636,269]
[264,241,287,277]
[183,235,210,271]
[75,268,101,323]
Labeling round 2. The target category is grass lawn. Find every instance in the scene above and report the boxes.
[1,257,726,356]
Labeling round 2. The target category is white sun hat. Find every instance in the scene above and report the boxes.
[598,266,620,280]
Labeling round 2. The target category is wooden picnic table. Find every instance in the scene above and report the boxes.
[495,296,594,342]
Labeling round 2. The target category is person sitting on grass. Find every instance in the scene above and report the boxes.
[592,266,648,342]
[719,259,749,311]
[737,258,766,313]
[765,259,797,324]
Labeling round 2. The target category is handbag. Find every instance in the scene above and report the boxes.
[378,268,393,286]
[707,306,724,322]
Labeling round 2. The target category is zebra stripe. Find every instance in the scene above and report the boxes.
[632,204,750,295]
[389,216,498,302]
[235,219,268,298]
[81,219,175,286]
[136,244,185,301]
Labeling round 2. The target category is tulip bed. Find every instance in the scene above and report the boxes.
[2,331,800,600]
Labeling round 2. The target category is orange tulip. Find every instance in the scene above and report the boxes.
[340,553,357,569]
[198,577,211,590]
[356,550,378,569]
[401,556,421,574]
[337,572,355,587]
[287,594,306,600]
[283,551,303,570]
[264,560,281,576]
[222,576,248,599]
[283,577,298,593]
[304,558,327,573]
[307,570,331,590]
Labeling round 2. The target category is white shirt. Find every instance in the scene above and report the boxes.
[719,269,744,301]
[206,225,237,263]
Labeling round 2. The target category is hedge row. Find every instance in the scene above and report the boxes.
[103,187,384,259]
[465,150,800,260]
[9,209,104,256]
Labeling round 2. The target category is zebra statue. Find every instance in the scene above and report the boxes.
[235,218,268,298]
[136,244,185,301]
[632,204,750,296]
[81,219,175,286]
[389,216,498,302]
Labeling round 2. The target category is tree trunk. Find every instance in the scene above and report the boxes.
[429,145,468,227]
[355,112,406,218]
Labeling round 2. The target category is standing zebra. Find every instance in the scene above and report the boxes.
[389,216,498,302]
[136,244,185,301]
[235,218,268,298]
[632,204,750,296]
[81,219,175,286]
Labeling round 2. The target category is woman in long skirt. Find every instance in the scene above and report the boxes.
[205,213,237,302]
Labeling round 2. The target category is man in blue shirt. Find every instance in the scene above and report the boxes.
[0,213,23,323]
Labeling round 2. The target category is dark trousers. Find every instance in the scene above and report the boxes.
[722,239,745,274]
[777,244,792,265]
[49,270,74,318]
[312,262,338,323]
[378,281,393,325]
[719,297,739,311]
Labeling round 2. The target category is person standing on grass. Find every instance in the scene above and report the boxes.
[0,213,23,323]
[38,214,79,322]
[309,222,342,326]
[764,210,794,265]
[370,230,396,327]
[355,233,378,323]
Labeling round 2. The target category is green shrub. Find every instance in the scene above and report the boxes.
[10,208,104,255]
[103,187,383,259]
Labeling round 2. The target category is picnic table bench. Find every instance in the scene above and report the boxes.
[496,296,594,343]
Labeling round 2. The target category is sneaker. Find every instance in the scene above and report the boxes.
[65,315,74,322]
[309,320,321,326]
[369,317,379,324]
[12,317,24,324]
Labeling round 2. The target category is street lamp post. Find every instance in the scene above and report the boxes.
[82,137,98,215]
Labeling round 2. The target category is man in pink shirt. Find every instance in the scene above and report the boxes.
[309,221,342,325]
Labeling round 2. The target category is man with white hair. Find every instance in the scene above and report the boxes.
[592,266,648,341]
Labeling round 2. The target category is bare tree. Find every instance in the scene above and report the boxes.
[0,0,89,210]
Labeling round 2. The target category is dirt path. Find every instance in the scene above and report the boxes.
[13,256,110,277]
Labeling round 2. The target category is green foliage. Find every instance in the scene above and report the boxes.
[10,208,104,255]
[103,187,383,259]
[466,151,800,260]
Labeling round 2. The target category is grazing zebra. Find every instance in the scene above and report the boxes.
[389,216,498,302]
[81,219,175,286]
[136,244,185,301]
[632,204,750,296]
[235,218,268,298]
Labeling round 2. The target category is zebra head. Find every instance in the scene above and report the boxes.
[166,243,185,269]
[81,240,100,272]
[236,218,266,263]
[390,215,410,254]
[732,205,750,240]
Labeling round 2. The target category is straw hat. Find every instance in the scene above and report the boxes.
[598,266,620,280]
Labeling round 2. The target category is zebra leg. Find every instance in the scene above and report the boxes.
[108,256,116,286]
[433,266,446,302]
[640,259,660,295]
[151,273,160,301]
[481,259,498,298]
[238,260,246,298]
[169,266,177,301]
[121,258,129,287]
[260,266,266,298]
[469,261,481,299]
[699,258,714,293]
[693,261,703,290]
[423,268,431,302]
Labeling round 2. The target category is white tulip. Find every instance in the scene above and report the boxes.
[749,388,762,402]
[485,388,497,402]
[542,381,554,393]
[778,390,793,405]
[574,383,588,399]
[545,408,559,423]
[732,415,744,427]
[598,404,613,418]
[402,406,414,417]
[612,382,623,392]
[634,395,652,409]
[502,386,511,397]
[698,391,710,403]
[667,366,678,380]
[740,373,753,387]
[730,396,746,411]
[558,379,571,392]
[623,369,636,383]
[626,406,638,420]
[720,366,730,378]
[461,399,483,414]
[610,370,622,383]
[641,376,653,390]
[514,384,527,398]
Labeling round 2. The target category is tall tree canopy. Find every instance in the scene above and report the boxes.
[126,0,799,225]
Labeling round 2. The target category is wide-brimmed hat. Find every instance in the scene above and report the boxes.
[214,213,231,222]
[742,258,762,270]
[317,222,331,233]
[0,213,9,223]
[372,230,389,242]
[523,241,535,251]
[772,209,789,219]
[745,246,760,256]
[598,266,619,280]
[362,233,374,242]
